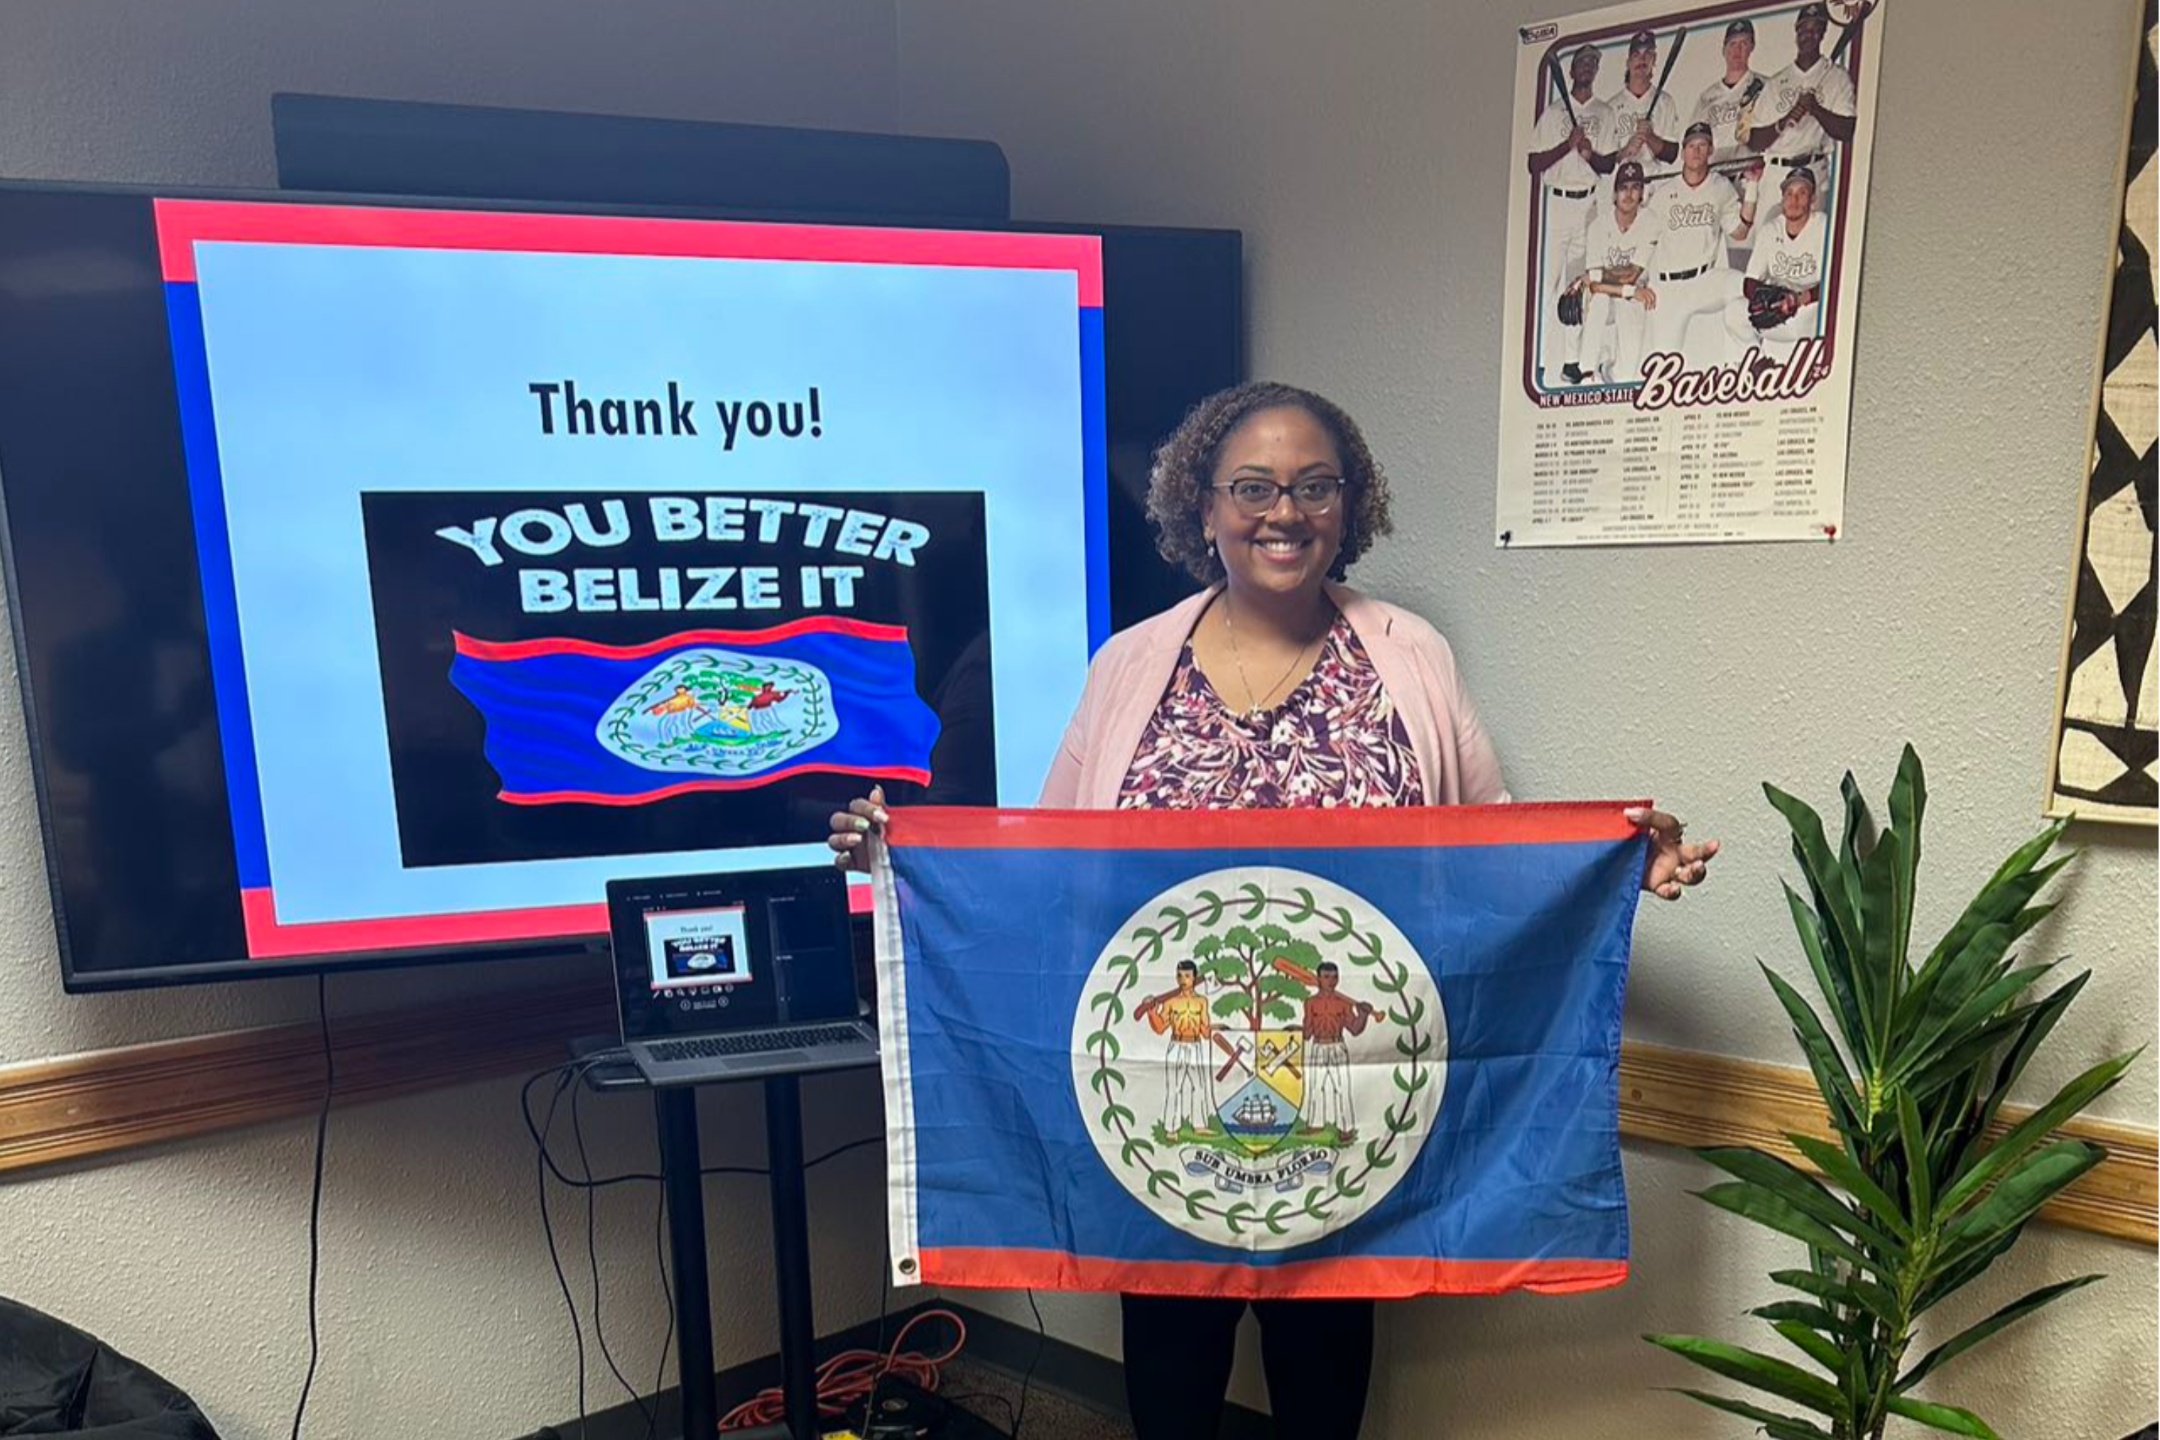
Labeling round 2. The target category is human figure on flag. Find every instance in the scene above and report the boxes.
[1136,960,1218,1132]
[1298,961,1376,1139]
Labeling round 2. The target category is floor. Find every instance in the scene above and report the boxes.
[937,1356,1133,1440]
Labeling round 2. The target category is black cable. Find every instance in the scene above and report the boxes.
[535,1061,594,1438]
[643,1179,672,1440]
[519,1063,883,1189]
[520,1061,885,1437]
[571,1074,656,1431]
[1012,1288,1046,1439]
[288,973,333,1440]
[860,1247,896,1431]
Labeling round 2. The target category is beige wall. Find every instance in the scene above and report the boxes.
[0,2,898,1436]
[894,0,2159,1434]
[0,1,2152,1437]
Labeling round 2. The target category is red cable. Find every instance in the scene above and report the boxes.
[717,1307,969,1432]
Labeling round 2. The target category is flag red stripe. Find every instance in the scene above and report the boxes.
[453,617,910,662]
[887,801,1650,851]
[916,1247,1627,1298]
[498,764,931,806]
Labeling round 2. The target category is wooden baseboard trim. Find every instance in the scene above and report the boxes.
[2,987,2150,1243]
[1620,1041,2156,1244]
[0,981,615,1174]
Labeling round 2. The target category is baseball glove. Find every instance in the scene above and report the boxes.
[1747,284,1796,330]
[1557,285,1585,327]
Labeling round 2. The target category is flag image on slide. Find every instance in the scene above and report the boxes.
[448,618,941,805]
[873,803,1646,1299]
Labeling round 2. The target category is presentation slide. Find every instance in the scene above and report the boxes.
[155,200,1104,958]
[643,905,753,992]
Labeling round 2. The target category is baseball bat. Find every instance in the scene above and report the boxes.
[1548,53,1579,129]
[1828,0,1876,68]
[1646,26,1687,113]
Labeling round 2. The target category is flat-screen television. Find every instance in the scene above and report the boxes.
[0,183,1238,989]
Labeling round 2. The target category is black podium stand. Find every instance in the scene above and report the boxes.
[656,1076,824,1440]
[582,1046,859,1440]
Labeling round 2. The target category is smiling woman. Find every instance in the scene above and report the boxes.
[828,379,1721,1437]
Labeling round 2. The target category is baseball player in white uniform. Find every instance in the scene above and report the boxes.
[1528,45,1613,386]
[1690,18,1768,166]
[1748,2,1858,209]
[1576,160,1662,382]
[1598,29,1680,199]
[1639,121,1759,368]
[1726,166,1830,362]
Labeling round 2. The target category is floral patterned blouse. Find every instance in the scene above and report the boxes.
[1117,614,1426,811]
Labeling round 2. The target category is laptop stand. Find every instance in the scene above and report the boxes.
[576,1042,854,1440]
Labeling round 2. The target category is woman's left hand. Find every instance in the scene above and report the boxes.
[1625,806,1719,901]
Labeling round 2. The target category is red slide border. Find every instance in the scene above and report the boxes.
[241,876,873,956]
[153,199,1105,305]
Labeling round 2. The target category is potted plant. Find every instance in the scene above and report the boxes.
[1646,746,2138,1440]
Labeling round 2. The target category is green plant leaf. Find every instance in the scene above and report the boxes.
[1770,1319,1849,1374]
[1760,963,1865,1127]
[1899,962,2060,1089]
[1694,1183,1877,1276]
[1786,1133,1911,1241]
[1749,1300,1854,1335]
[1905,1003,2046,1103]
[1858,828,1904,1054]
[1940,1141,2105,1262]
[1900,920,2018,1058]
[1770,1268,1900,1328]
[1644,1334,1845,1416]
[1888,744,1926,973]
[1910,834,2070,1004]
[1765,782,1864,972]
[1699,1147,1902,1253]
[1917,1226,2024,1312]
[1895,1274,2101,1394]
[1967,971,2091,1149]
[1784,883,1867,1070]
[1665,1388,1837,1439]
[1838,770,1875,880]
[1938,1050,2135,1217]
[1895,1086,1935,1230]
[1883,1394,2002,1438]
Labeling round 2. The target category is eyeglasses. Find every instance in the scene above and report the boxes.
[1209,476,1350,518]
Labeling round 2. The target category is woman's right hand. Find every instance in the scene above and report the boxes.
[826,785,889,872]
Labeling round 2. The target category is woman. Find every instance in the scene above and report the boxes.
[830,381,1716,1438]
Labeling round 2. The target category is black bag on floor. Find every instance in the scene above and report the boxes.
[0,1298,218,1438]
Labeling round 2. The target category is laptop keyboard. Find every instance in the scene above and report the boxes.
[648,1024,869,1063]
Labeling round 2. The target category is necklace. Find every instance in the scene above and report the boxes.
[1221,595,1325,721]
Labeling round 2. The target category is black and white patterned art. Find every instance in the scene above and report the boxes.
[2050,0,2157,824]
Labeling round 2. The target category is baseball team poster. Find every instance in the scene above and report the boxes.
[1496,0,1886,546]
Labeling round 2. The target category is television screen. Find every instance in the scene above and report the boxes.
[0,186,1156,988]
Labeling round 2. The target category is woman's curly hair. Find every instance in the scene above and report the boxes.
[1144,381,1394,584]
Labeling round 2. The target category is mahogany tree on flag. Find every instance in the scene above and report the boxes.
[1194,924,1324,1031]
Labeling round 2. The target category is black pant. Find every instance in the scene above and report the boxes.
[1121,1293,1375,1440]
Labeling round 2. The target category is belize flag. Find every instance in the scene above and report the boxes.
[871,803,1647,1299]
[448,618,941,805]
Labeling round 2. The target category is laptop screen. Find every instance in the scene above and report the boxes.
[608,866,857,1041]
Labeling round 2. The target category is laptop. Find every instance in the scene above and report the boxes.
[607,865,878,1086]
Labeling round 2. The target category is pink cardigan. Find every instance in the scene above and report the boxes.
[1037,582,1510,810]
